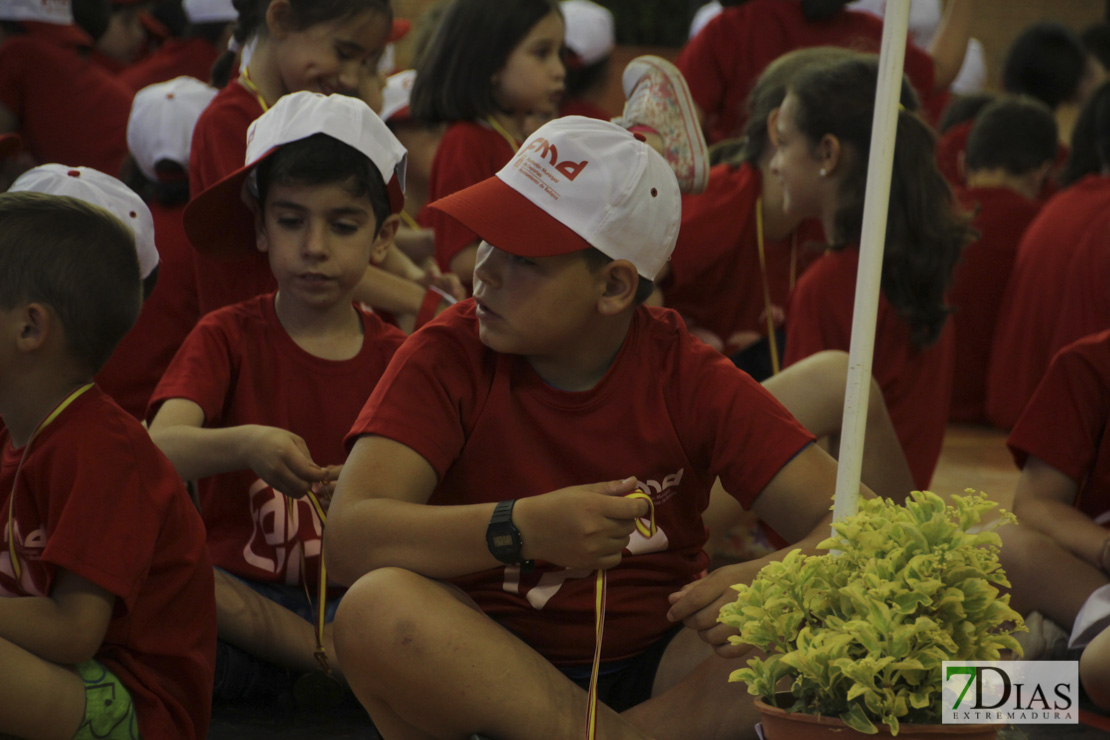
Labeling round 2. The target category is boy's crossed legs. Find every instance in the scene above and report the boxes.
[334,567,761,740]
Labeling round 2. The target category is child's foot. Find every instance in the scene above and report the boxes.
[614,55,708,194]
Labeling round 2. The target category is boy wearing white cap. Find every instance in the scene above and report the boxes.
[147,91,409,697]
[0,189,215,739]
[327,116,842,738]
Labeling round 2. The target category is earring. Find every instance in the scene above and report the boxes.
[819,168,827,176]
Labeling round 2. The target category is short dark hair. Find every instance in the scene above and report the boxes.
[937,93,996,134]
[254,134,391,235]
[410,0,560,124]
[1003,22,1088,110]
[965,96,1057,176]
[0,192,141,374]
[581,247,656,305]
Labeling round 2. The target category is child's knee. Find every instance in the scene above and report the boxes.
[334,568,438,655]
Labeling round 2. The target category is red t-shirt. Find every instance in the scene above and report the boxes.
[1008,329,1110,522]
[1049,210,1110,359]
[0,387,215,740]
[948,186,1042,423]
[986,175,1110,430]
[346,300,814,665]
[187,79,274,314]
[0,28,133,175]
[149,294,406,586]
[97,200,200,419]
[663,162,824,347]
[559,97,613,121]
[427,120,518,273]
[783,247,955,489]
[676,0,939,144]
[118,37,221,92]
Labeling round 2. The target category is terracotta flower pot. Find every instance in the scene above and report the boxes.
[755,697,1001,740]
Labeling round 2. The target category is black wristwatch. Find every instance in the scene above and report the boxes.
[486,500,535,572]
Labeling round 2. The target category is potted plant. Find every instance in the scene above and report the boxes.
[718,490,1025,738]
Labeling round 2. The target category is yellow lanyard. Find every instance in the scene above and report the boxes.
[486,115,522,155]
[6,384,94,581]
[754,197,798,376]
[586,491,656,739]
[286,487,332,673]
[239,67,270,113]
[400,210,420,230]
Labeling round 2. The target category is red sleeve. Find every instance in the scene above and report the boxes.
[147,310,236,424]
[1049,212,1110,358]
[1008,331,1110,486]
[346,301,488,475]
[188,84,257,194]
[783,252,853,366]
[664,314,814,508]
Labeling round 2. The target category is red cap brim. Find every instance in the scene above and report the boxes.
[428,175,592,259]
[388,18,411,43]
[183,157,263,259]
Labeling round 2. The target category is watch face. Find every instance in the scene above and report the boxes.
[491,533,514,549]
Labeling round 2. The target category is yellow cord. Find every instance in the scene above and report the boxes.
[239,67,270,113]
[486,115,522,154]
[753,197,797,376]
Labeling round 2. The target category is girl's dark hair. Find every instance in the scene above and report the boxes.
[729,45,858,168]
[789,56,974,349]
[254,133,391,235]
[799,0,853,23]
[565,57,610,101]
[72,0,112,41]
[1060,80,1110,187]
[120,156,191,209]
[410,0,560,124]
[1002,21,1087,110]
[964,96,1057,177]
[211,0,392,88]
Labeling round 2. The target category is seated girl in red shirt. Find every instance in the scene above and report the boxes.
[776,55,974,490]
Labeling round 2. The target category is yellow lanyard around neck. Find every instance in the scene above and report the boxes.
[240,66,270,113]
[754,197,798,376]
[486,115,522,154]
[6,383,94,581]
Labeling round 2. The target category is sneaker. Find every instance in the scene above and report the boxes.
[1014,611,1070,660]
[614,55,708,194]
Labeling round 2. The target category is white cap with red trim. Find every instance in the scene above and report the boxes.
[10,164,159,279]
[184,90,407,257]
[381,69,416,123]
[430,116,679,280]
[128,76,218,181]
[0,0,73,24]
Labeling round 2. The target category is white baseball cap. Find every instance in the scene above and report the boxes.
[561,0,614,67]
[381,69,416,123]
[182,0,236,23]
[10,165,159,279]
[127,76,218,181]
[184,90,408,257]
[0,0,73,24]
[430,116,679,280]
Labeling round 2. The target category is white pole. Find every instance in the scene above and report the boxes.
[831,0,911,523]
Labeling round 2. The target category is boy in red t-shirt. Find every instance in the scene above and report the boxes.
[326,117,849,739]
[148,91,408,698]
[948,95,1056,423]
[0,190,215,739]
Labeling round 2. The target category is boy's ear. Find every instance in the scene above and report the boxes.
[597,259,639,316]
[370,214,401,266]
[14,302,52,353]
[251,200,269,254]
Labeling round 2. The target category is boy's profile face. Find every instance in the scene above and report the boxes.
[256,180,390,310]
[471,241,606,357]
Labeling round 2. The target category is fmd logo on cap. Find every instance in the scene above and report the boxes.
[942,661,1078,724]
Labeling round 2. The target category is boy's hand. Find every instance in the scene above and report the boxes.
[513,477,647,571]
[418,260,466,301]
[311,465,343,511]
[241,425,328,499]
[666,561,763,657]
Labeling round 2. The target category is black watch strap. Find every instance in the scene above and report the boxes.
[486,499,535,572]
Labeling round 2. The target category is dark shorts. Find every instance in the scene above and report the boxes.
[555,625,684,713]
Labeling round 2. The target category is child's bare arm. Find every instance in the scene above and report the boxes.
[0,569,113,665]
[325,435,645,586]
[1013,456,1106,569]
[149,397,327,499]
